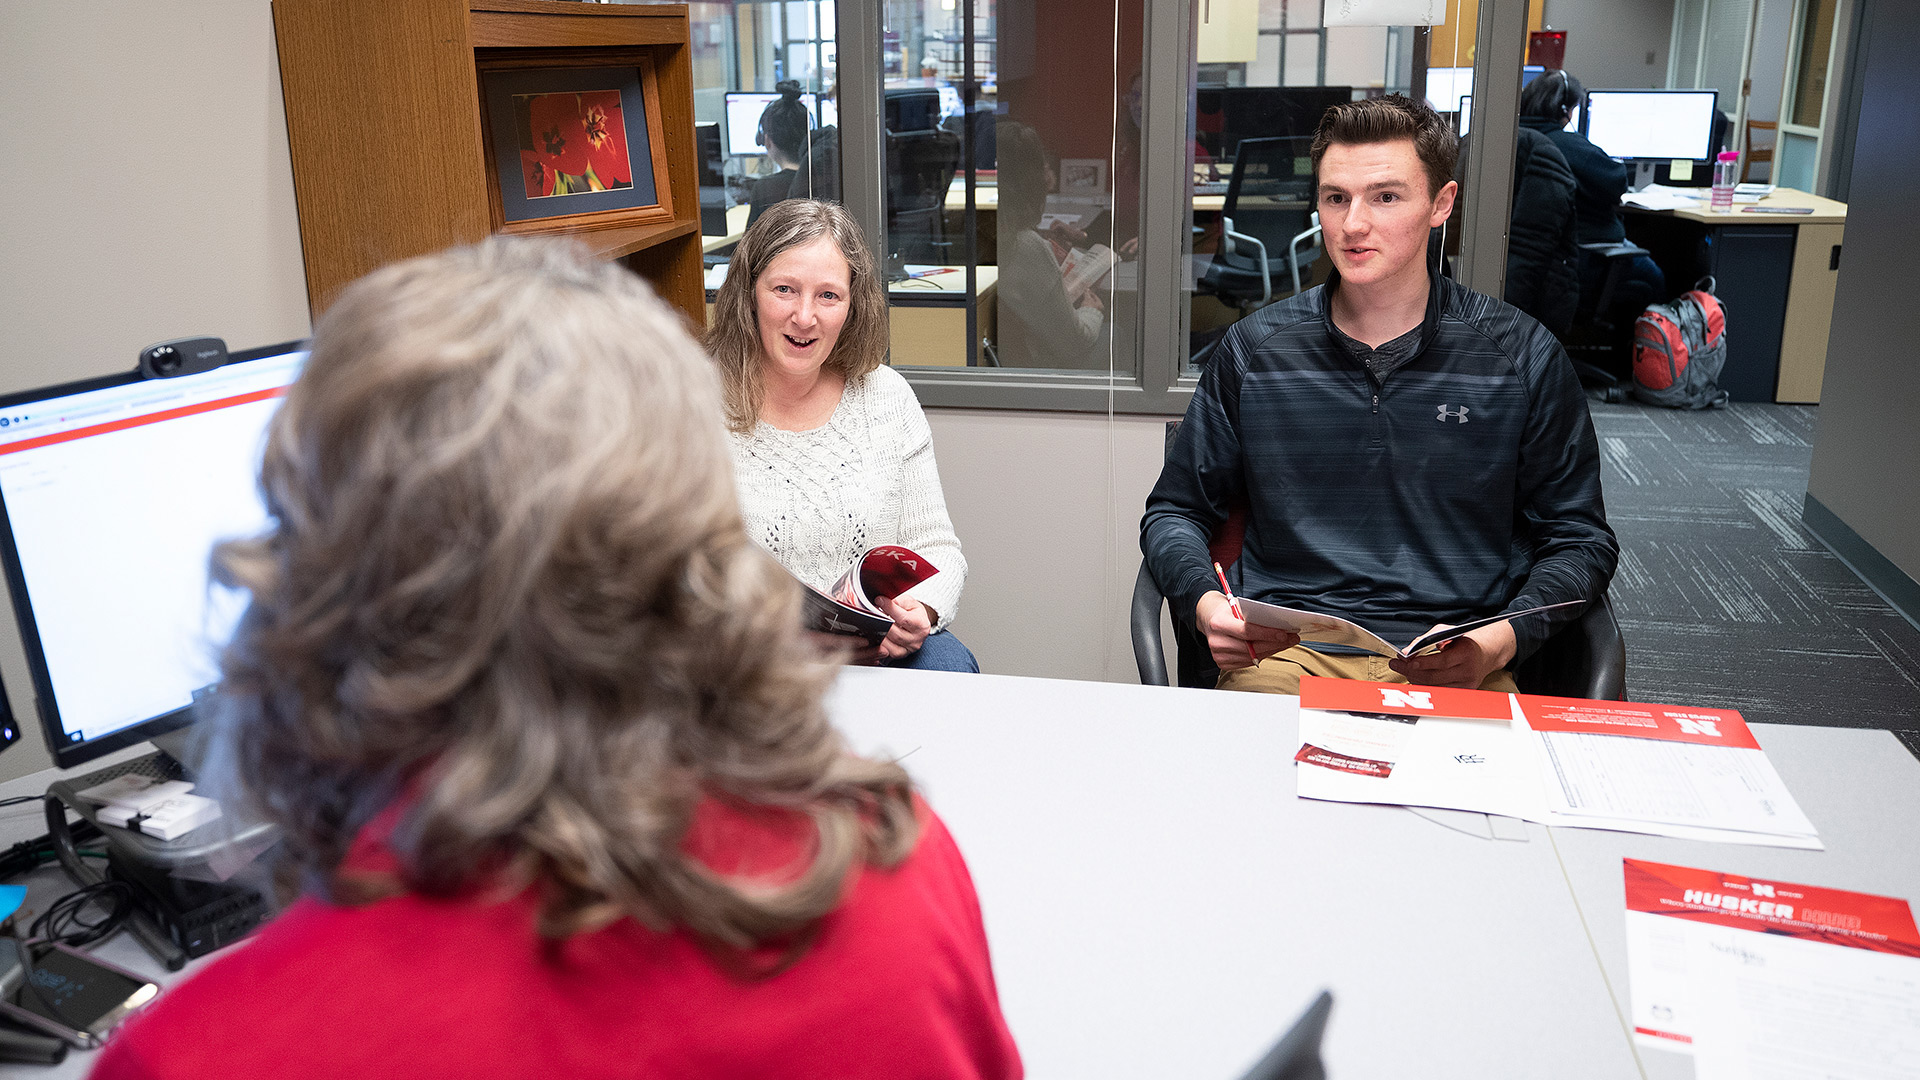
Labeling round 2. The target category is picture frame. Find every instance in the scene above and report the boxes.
[478,57,674,233]
[1058,158,1109,196]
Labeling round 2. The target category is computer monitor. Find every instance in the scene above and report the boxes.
[1459,94,1470,136]
[0,341,307,769]
[1425,67,1472,114]
[722,91,836,156]
[1583,89,1720,161]
[1428,65,1543,118]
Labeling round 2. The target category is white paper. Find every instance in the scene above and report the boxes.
[1533,731,1817,839]
[1324,0,1443,26]
[1625,908,1702,1052]
[1296,708,1545,820]
[1687,924,1920,1079]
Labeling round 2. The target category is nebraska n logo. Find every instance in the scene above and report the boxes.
[1436,404,1470,424]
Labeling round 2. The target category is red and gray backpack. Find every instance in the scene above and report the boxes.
[1632,279,1729,410]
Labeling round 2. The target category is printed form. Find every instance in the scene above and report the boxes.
[1622,859,1920,1078]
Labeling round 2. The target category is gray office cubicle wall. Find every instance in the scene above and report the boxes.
[1803,1,1920,629]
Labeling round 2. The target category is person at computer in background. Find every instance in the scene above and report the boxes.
[706,199,977,672]
[746,82,807,223]
[1140,95,1618,695]
[1519,70,1667,322]
[88,240,1019,1080]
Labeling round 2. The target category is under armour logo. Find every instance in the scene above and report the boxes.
[1436,404,1470,423]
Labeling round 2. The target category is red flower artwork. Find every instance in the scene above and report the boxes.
[515,90,634,199]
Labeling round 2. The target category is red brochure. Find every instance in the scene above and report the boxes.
[1516,695,1761,750]
[1625,858,1920,958]
[1299,677,1512,720]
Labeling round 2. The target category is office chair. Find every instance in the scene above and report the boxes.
[1131,422,1628,699]
[1198,137,1322,311]
[886,128,962,264]
[1563,241,1657,399]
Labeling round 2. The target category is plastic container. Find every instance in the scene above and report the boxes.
[1711,150,1740,211]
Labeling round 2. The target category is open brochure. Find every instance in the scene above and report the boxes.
[1292,679,1821,848]
[1622,859,1920,1075]
[793,545,940,648]
[1239,598,1585,658]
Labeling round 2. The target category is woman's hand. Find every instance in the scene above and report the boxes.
[807,631,881,665]
[875,595,935,662]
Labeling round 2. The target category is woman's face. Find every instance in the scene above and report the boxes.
[755,236,853,383]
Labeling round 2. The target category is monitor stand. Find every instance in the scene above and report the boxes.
[39,733,281,971]
[1627,160,1660,192]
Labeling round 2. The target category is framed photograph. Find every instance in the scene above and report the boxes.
[1058,158,1109,196]
[479,59,674,233]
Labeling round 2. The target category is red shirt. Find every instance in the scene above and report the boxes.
[90,799,1020,1080]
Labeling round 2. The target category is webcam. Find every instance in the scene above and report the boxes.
[138,337,228,380]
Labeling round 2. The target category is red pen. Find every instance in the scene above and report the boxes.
[1214,562,1260,664]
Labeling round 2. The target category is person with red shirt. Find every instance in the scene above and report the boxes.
[89,239,1022,1080]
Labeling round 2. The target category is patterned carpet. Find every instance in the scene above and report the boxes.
[1590,400,1920,757]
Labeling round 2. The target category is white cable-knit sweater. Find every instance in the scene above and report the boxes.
[730,365,967,629]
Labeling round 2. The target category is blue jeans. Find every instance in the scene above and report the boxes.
[884,630,980,673]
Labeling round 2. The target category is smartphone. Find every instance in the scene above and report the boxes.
[0,939,159,1047]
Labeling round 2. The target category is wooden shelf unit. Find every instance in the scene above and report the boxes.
[273,0,704,325]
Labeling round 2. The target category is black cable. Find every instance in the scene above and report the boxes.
[28,880,134,950]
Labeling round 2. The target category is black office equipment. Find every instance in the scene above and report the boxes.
[1196,87,1352,161]
[696,122,728,235]
[107,848,272,960]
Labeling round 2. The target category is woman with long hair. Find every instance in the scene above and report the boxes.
[707,199,977,671]
[90,239,1019,1080]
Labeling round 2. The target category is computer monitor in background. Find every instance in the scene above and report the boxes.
[1583,89,1719,161]
[0,342,307,769]
[1194,86,1352,161]
[1521,64,1547,85]
[1424,67,1472,114]
[722,91,835,156]
[1458,94,1471,136]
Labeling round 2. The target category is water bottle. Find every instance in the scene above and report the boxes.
[1711,150,1739,212]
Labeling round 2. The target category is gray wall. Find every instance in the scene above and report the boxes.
[1805,6,1920,596]
[0,1,1167,783]
[1543,0,1675,89]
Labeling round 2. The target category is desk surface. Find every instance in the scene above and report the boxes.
[1621,186,1847,226]
[8,673,1918,1079]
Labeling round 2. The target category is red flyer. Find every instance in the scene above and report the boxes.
[1622,859,1920,1064]
[1625,858,1920,958]
[1515,695,1761,750]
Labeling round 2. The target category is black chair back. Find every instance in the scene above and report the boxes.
[886,128,961,262]
[1222,136,1316,265]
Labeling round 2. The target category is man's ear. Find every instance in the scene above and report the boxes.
[1429,179,1458,227]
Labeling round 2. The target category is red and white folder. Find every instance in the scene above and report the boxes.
[1293,679,1821,848]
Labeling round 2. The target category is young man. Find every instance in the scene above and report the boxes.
[1141,95,1617,695]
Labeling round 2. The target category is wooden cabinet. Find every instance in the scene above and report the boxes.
[273,0,703,325]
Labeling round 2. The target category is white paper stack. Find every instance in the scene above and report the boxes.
[77,774,223,841]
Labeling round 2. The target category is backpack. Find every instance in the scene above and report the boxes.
[1631,279,1729,409]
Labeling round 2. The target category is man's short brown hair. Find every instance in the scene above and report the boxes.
[1310,94,1459,197]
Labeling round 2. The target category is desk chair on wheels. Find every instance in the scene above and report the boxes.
[886,128,963,264]
[1198,137,1324,314]
[1131,422,1627,699]
[1563,241,1656,401]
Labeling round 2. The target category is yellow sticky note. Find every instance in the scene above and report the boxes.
[1669,159,1694,182]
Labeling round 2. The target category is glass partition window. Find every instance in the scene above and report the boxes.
[694,1,843,296]
[881,0,1141,376]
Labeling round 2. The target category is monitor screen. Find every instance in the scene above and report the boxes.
[1425,67,1472,114]
[723,91,835,156]
[0,343,305,767]
[1458,94,1471,136]
[1584,89,1719,161]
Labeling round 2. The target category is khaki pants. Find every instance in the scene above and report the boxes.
[1217,646,1519,696]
